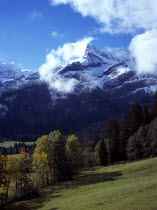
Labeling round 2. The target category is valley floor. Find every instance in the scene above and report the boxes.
[5,157,157,210]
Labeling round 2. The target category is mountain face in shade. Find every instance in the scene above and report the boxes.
[0,45,156,138]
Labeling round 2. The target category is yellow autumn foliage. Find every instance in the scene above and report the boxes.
[34,135,48,153]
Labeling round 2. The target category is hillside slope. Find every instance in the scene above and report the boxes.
[6,157,157,210]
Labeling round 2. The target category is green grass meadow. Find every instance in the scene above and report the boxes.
[6,157,157,210]
[0,141,34,148]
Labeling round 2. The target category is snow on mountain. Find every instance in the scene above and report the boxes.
[82,44,119,66]
[56,44,157,95]
[105,48,130,61]
[0,62,39,91]
[0,45,157,136]
[0,62,23,80]
[0,44,157,96]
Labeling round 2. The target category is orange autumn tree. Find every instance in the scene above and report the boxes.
[32,131,84,186]
[0,154,20,205]
[33,131,68,185]
[0,155,7,205]
[4,149,32,203]
[32,135,49,187]
[15,148,32,196]
[5,155,19,203]
[0,155,7,187]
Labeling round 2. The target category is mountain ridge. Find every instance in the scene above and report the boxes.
[0,45,156,138]
[0,45,157,96]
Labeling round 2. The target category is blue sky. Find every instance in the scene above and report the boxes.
[0,0,132,70]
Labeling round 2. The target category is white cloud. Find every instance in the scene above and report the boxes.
[50,0,157,34]
[51,31,59,37]
[129,30,157,74]
[39,37,93,92]
[105,47,130,60]
[50,0,157,74]
[30,11,43,20]
[51,31,64,38]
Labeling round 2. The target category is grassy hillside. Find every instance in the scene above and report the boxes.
[5,157,157,210]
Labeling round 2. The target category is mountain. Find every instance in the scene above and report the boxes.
[0,62,39,91]
[57,44,157,96]
[0,45,157,96]
[0,45,156,139]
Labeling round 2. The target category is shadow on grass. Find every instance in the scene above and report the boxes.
[3,171,122,210]
[74,171,122,186]
[54,171,122,191]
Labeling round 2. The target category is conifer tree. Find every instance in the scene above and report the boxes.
[94,139,108,166]
[129,103,142,135]
[119,115,129,161]
[139,126,151,158]
[142,104,150,126]
[151,91,157,119]
[127,129,144,161]
[105,118,120,164]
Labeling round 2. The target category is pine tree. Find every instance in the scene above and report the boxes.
[119,115,129,161]
[56,121,63,133]
[150,139,157,157]
[142,104,150,126]
[139,126,151,158]
[127,134,143,161]
[129,103,142,135]
[94,139,108,166]
[151,91,157,119]
[105,118,120,164]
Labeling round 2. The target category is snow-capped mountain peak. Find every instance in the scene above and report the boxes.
[0,62,22,80]
[0,62,39,91]
[0,45,157,96]
[83,44,118,66]
[0,62,33,80]
[56,45,157,95]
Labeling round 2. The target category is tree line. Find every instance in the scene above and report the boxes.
[0,131,83,206]
[0,143,35,156]
[1,93,157,207]
[95,92,157,166]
